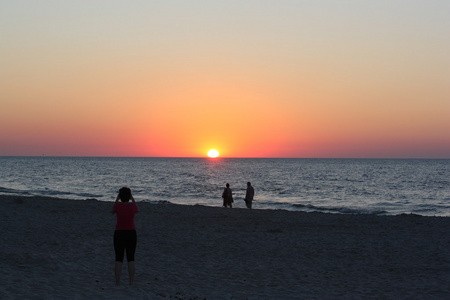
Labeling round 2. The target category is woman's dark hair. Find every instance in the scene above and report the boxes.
[118,187,132,202]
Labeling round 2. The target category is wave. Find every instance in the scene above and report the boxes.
[0,186,31,195]
[0,187,103,200]
[410,204,450,216]
[140,199,172,205]
[293,203,387,215]
[257,200,388,215]
[28,189,103,199]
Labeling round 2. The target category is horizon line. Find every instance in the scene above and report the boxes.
[0,155,449,160]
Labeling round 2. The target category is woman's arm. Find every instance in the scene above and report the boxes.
[130,194,138,213]
[111,195,120,214]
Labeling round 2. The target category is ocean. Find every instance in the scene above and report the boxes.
[0,157,449,216]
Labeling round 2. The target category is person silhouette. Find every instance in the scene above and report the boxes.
[244,182,255,209]
[222,183,233,208]
[111,187,138,285]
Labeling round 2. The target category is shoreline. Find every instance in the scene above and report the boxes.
[1,195,449,299]
[3,192,447,217]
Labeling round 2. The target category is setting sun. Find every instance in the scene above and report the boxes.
[207,149,219,158]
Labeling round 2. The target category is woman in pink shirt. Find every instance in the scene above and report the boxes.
[111,187,138,286]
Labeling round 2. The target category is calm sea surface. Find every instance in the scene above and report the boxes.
[0,157,449,216]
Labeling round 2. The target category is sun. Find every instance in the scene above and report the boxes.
[207,149,219,158]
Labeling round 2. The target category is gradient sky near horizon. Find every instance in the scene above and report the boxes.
[1,1,449,158]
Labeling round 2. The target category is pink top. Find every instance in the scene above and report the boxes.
[113,202,138,230]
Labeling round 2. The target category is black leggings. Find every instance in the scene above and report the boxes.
[114,230,137,262]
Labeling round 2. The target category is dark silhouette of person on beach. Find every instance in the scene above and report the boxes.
[111,187,138,286]
[222,183,233,208]
[244,182,255,209]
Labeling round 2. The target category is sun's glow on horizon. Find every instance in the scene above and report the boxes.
[207,149,219,158]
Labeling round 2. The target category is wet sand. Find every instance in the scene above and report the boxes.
[1,195,449,299]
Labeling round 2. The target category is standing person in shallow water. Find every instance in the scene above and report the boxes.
[111,187,139,286]
[222,183,233,208]
[244,182,255,209]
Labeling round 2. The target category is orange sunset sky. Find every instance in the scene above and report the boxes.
[1,1,449,158]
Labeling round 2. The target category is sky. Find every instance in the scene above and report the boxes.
[1,0,449,158]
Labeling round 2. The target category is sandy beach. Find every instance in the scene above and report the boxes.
[1,195,449,299]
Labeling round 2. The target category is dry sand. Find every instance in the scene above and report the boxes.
[1,195,449,299]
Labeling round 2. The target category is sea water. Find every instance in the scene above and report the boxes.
[0,157,449,216]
